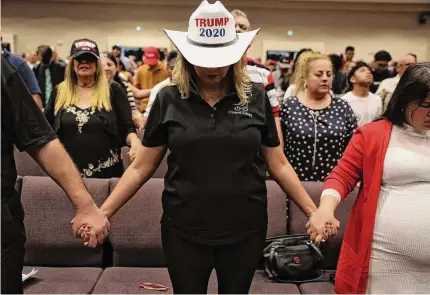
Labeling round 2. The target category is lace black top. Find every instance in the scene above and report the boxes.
[45,81,136,178]
[58,105,122,178]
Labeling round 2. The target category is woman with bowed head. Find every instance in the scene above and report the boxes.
[280,52,357,182]
[44,39,141,178]
[309,63,430,294]
[77,2,338,293]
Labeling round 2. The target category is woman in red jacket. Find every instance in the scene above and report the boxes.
[307,63,430,294]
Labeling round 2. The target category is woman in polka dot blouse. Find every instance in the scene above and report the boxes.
[280,52,357,181]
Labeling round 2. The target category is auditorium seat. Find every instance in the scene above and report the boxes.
[14,150,46,177]
[15,175,23,195]
[92,178,299,294]
[121,147,168,178]
[17,176,355,294]
[21,177,110,294]
[287,181,358,293]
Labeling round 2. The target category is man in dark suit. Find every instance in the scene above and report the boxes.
[33,45,66,107]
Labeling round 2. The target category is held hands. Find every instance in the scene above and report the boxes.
[306,208,340,245]
[71,204,110,248]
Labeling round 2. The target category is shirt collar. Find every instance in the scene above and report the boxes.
[2,48,9,57]
[188,77,238,103]
[400,123,430,140]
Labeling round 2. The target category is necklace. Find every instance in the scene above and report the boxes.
[77,82,95,89]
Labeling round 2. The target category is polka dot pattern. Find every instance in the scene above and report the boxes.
[280,96,357,182]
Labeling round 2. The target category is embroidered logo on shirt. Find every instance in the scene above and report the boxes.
[228,104,252,118]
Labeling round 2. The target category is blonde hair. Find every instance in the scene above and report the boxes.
[54,59,111,114]
[292,52,331,94]
[231,9,248,19]
[171,52,252,105]
[230,9,251,30]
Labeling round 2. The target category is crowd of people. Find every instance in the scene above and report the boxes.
[2,0,429,294]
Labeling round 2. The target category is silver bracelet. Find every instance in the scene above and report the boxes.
[307,210,317,218]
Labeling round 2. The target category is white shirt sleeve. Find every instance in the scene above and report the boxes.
[321,189,342,203]
[375,80,387,105]
[283,84,296,104]
[144,78,170,117]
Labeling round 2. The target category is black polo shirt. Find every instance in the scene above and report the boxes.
[1,55,57,199]
[143,83,280,245]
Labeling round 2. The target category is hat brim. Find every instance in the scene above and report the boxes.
[71,51,99,60]
[279,63,291,69]
[164,29,260,68]
[144,57,158,66]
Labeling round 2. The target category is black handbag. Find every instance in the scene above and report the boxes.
[263,234,325,283]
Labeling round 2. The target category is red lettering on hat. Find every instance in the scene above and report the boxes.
[196,17,230,27]
[214,18,223,26]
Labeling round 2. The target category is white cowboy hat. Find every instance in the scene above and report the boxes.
[164,0,260,68]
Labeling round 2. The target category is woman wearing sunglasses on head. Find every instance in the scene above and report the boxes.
[44,39,141,178]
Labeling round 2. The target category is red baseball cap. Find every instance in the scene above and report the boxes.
[144,47,160,66]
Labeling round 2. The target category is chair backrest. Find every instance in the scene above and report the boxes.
[287,181,358,270]
[152,151,168,178]
[14,150,47,176]
[266,180,288,238]
[22,176,110,267]
[121,147,132,171]
[121,147,168,179]
[15,176,23,196]
[109,178,165,267]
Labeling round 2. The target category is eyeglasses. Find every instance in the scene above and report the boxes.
[418,102,430,109]
[399,63,414,67]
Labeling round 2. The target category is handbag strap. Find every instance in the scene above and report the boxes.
[307,240,324,262]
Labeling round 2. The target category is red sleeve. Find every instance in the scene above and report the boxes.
[267,71,274,86]
[323,128,364,199]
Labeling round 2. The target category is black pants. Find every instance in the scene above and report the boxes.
[162,225,266,294]
[1,192,26,294]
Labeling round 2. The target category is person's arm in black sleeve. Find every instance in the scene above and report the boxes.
[43,86,57,128]
[1,56,109,247]
[261,93,280,148]
[59,62,66,83]
[110,81,141,162]
[100,92,168,219]
[261,93,320,226]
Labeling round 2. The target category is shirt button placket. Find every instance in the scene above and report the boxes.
[209,106,217,129]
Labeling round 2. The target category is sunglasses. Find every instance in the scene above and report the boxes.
[74,54,98,62]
